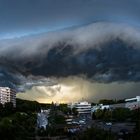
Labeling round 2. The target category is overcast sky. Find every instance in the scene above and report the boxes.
[0,0,140,39]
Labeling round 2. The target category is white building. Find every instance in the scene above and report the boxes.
[71,101,91,115]
[125,96,140,102]
[91,104,110,113]
[41,109,50,114]
[125,96,140,110]
[0,87,16,107]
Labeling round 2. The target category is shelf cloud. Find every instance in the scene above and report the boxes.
[0,22,140,101]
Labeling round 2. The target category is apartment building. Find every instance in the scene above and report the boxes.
[0,87,16,107]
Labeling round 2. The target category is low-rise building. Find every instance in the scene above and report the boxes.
[125,96,140,110]
[91,96,140,113]
[91,104,110,113]
[68,101,91,116]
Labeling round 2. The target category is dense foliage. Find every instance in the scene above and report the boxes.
[0,99,39,140]
[98,99,125,105]
[93,108,140,122]
[75,127,116,140]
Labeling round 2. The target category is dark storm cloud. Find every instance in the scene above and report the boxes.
[1,0,140,38]
[0,22,140,91]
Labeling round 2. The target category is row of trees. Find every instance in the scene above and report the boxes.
[49,102,78,116]
[92,108,140,122]
[0,99,41,117]
[91,99,125,106]
[16,98,41,112]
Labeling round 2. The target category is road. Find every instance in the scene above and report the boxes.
[37,112,48,129]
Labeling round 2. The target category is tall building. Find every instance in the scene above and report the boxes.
[0,87,16,107]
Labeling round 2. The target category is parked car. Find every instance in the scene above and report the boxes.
[79,120,86,125]
[105,122,112,126]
